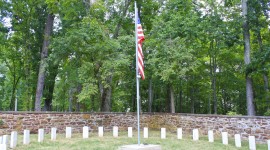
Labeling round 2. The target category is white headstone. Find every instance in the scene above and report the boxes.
[23,130,30,145]
[161,128,166,139]
[128,127,132,138]
[38,129,44,142]
[0,136,2,144]
[177,128,182,139]
[66,127,72,138]
[83,126,89,139]
[2,135,8,145]
[10,131,17,148]
[193,129,199,141]
[98,126,103,137]
[208,130,214,142]
[267,140,270,150]
[222,132,228,145]
[0,144,6,150]
[113,126,118,137]
[144,127,148,138]
[235,134,241,147]
[249,136,256,150]
[51,127,57,140]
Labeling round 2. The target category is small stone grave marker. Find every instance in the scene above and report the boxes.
[23,130,30,145]
[98,126,103,137]
[267,140,270,150]
[249,136,256,150]
[161,128,166,139]
[143,127,148,138]
[38,129,44,142]
[235,134,241,147]
[66,127,72,138]
[208,130,214,142]
[10,131,17,148]
[128,127,132,138]
[51,128,57,140]
[83,126,89,139]
[193,129,199,141]
[0,144,7,150]
[222,132,228,145]
[113,126,118,137]
[177,128,182,139]
[2,135,8,145]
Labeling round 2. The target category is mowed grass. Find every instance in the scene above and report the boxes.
[12,131,268,150]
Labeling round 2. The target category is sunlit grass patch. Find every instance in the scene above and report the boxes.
[12,131,267,150]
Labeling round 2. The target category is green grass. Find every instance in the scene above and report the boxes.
[12,131,267,150]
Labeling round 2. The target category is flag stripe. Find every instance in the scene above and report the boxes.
[137,16,145,80]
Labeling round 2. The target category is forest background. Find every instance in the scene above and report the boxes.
[0,0,269,116]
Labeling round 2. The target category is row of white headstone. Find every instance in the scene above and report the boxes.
[0,127,269,150]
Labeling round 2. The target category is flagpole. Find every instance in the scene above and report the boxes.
[135,1,140,146]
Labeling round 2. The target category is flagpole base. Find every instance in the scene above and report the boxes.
[119,144,162,150]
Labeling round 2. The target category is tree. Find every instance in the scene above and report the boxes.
[35,14,54,111]
[242,0,256,116]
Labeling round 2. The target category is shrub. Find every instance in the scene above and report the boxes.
[264,109,270,116]
[226,111,242,116]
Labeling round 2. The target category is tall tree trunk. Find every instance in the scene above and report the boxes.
[209,41,217,114]
[242,0,255,116]
[68,88,74,112]
[169,85,175,113]
[35,14,54,111]
[101,75,112,112]
[148,78,153,112]
[113,0,131,38]
[9,74,20,111]
[213,56,217,114]
[179,89,182,113]
[190,87,194,114]
[43,64,58,111]
[76,84,82,112]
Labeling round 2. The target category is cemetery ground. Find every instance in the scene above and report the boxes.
[12,131,267,150]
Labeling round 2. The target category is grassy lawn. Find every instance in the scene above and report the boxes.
[12,131,267,150]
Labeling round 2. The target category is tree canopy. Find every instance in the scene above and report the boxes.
[0,0,269,116]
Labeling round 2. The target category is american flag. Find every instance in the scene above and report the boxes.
[137,16,145,80]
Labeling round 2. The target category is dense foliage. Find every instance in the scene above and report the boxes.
[0,0,269,115]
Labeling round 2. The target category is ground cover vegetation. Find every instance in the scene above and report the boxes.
[13,131,268,150]
[0,0,270,115]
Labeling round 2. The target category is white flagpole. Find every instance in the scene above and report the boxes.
[135,1,140,146]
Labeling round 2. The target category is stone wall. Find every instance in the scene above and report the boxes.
[0,112,269,142]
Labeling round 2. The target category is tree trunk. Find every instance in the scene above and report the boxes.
[76,84,82,112]
[68,88,73,112]
[169,85,175,113]
[43,64,58,111]
[209,40,217,114]
[148,78,153,112]
[35,14,54,111]
[213,56,217,114]
[99,1,131,112]
[190,87,194,114]
[9,74,20,111]
[113,0,131,38]
[242,0,255,116]
[179,89,182,113]
[101,75,112,112]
